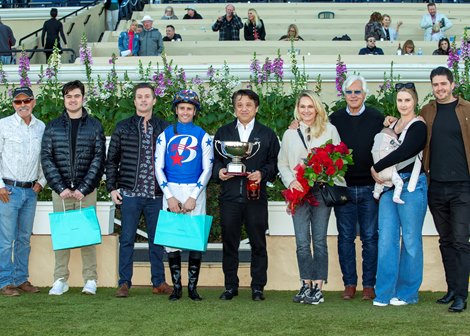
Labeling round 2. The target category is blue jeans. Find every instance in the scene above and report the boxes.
[375,173,427,304]
[0,56,13,64]
[0,186,37,288]
[334,185,378,288]
[292,189,332,281]
[119,195,166,288]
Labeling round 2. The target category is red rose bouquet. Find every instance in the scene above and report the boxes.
[282,140,353,214]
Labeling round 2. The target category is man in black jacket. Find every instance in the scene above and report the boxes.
[214,89,280,301]
[41,80,106,296]
[106,83,171,298]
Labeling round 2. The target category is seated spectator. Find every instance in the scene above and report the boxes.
[161,6,178,20]
[212,3,243,41]
[381,14,402,42]
[402,40,415,55]
[183,5,203,20]
[359,36,384,55]
[118,19,140,56]
[244,8,265,41]
[432,37,450,55]
[279,24,303,41]
[163,25,182,42]
[365,12,385,41]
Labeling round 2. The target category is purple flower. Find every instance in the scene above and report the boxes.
[250,59,261,73]
[206,66,215,78]
[192,77,203,85]
[335,57,348,96]
[18,51,31,87]
[273,57,284,79]
[447,48,460,68]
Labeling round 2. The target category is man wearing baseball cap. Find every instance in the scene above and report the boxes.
[0,87,46,296]
[138,15,163,56]
[183,5,203,20]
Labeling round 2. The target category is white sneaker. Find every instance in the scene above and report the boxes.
[390,297,408,306]
[82,280,97,295]
[373,300,388,307]
[49,278,69,296]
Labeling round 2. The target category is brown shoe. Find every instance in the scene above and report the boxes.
[115,283,129,298]
[17,281,40,293]
[342,285,356,300]
[152,281,172,295]
[1,285,21,297]
[362,287,376,300]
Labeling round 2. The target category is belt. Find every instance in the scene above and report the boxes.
[2,179,36,188]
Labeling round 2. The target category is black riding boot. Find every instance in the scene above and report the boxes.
[168,252,182,301]
[188,256,202,301]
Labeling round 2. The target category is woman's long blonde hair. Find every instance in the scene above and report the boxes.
[294,90,328,138]
[245,8,261,29]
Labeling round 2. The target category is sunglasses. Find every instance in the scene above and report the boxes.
[395,82,416,91]
[306,127,311,142]
[13,98,34,106]
[367,39,376,42]
[344,90,363,95]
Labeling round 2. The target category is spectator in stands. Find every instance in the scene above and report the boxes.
[41,8,67,63]
[402,40,415,55]
[183,5,203,20]
[432,37,450,56]
[359,36,384,55]
[118,19,140,57]
[279,24,303,41]
[364,12,385,41]
[163,25,182,42]
[136,24,143,34]
[244,8,265,41]
[420,3,453,42]
[161,6,178,20]
[138,15,163,56]
[212,4,243,41]
[0,16,15,64]
[104,0,122,31]
[381,14,402,42]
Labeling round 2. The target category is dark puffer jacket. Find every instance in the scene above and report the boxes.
[105,114,169,195]
[41,108,106,196]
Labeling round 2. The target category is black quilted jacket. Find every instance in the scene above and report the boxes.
[41,108,106,196]
[105,114,169,195]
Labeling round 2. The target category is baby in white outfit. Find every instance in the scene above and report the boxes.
[371,128,405,204]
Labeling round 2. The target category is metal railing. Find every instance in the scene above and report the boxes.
[17,0,100,46]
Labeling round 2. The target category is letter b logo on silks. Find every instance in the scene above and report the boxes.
[167,135,198,166]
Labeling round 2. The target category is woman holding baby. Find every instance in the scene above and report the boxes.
[370,82,427,307]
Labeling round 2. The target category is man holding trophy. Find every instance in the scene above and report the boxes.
[214,89,280,301]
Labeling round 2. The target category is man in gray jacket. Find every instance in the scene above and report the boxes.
[138,15,163,56]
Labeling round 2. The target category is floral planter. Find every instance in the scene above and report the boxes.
[32,201,116,235]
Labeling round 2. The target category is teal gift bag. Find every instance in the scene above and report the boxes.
[154,210,213,252]
[49,205,102,251]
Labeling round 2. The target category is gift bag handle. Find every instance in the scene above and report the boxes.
[61,199,82,213]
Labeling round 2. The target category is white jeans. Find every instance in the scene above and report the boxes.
[106,9,119,31]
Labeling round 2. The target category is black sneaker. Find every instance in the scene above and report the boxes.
[293,283,310,303]
[303,285,324,305]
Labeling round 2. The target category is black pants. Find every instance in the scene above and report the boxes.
[428,180,470,299]
[220,200,268,290]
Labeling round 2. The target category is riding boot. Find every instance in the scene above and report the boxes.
[188,257,202,301]
[168,252,182,301]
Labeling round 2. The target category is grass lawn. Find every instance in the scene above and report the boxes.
[1,288,467,336]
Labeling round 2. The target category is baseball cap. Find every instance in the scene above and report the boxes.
[12,87,34,99]
[141,15,154,22]
[185,5,196,11]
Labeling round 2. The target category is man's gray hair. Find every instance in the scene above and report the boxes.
[342,75,369,95]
